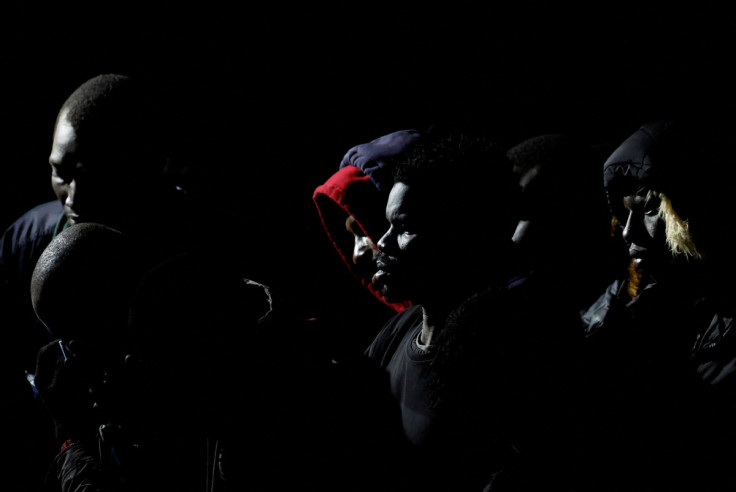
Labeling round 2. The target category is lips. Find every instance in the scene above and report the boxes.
[372,264,391,285]
[373,255,396,286]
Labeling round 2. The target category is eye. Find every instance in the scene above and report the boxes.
[643,201,660,217]
[394,222,414,236]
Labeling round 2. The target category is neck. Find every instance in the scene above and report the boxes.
[418,301,456,347]
[419,308,436,346]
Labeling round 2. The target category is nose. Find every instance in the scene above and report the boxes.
[621,211,633,243]
[621,210,648,252]
[376,229,392,253]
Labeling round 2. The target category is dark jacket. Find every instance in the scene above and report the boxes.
[0,200,66,371]
[366,270,583,492]
[579,117,736,491]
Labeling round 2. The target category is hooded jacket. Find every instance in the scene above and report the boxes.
[313,129,423,313]
[580,117,736,491]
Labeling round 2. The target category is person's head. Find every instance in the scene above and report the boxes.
[603,118,733,295]
[30,223,143,359]
[49,74,166,231]
[507,133,609,259]
[312,129,423,312]
[373,132,521,310]
[345,214,379,274]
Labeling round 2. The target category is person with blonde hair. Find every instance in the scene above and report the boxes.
[580,117,736,491]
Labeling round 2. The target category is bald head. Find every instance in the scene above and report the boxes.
[49,74,167,230]
[31,223,142,351]
[58,73,162,161]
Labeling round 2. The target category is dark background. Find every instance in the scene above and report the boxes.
[4,2,736,324]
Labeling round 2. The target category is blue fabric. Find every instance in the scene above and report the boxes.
[339,129,424,192]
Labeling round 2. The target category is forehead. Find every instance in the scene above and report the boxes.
[50,111,77,149]
[345,215,366,236]
[386,182,427,213]
[387,181,461,230]
[49,113,80,165]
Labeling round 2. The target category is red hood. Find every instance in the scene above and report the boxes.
[313,165,411,312]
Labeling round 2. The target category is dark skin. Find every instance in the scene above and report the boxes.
[374,181,481,344]
[48,108,161,234]
[608,187,713,303]
[610,190,672,290]
[345,215,379,281]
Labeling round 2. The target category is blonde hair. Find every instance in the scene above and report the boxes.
[656,191,703,260]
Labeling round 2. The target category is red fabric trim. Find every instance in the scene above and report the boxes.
[313,166,411,312]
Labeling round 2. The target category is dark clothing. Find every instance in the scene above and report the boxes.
[365,305,434,447]
[0,200,65,492]
[580,117,736,491]
[40,255,404,492]
[366,272,582,491]
[312,130,422,358]
[0,200,66,372]
[693,311,736,386]
[579,276,736,491]
[580,279,688,491]
[339,129,424,193]
[688,309,736,492]
[42,427,213,492]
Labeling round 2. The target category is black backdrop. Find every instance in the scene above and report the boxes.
[4,2,736,320]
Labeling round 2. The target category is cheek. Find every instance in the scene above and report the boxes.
[397,234,415,252]
[51,179,67,202]
[644,216,663,240]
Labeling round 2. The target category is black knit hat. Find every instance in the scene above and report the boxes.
[602,118,727,221]
[603,116,736,257]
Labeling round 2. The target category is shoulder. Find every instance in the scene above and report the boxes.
[1,201,64,266]
[2,201,63,242]
[365,305,423,366]
[580,279,625,336]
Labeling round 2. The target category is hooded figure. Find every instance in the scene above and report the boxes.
[313,129,423,313]
[579,117,736,492]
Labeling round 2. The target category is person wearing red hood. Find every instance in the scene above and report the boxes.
[312,130,422,357]
[313,129,423,314]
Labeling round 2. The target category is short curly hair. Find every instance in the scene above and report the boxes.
[391,131,521,235]
[57,73,165,170]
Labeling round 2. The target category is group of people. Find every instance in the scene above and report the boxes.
[2,73,736,491]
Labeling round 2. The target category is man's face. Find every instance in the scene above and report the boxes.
[612,191,671,273]
[373,182,440,304]
[48,110,131,227]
